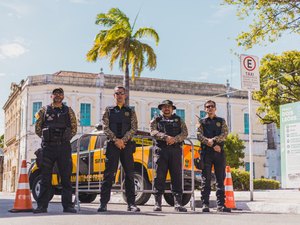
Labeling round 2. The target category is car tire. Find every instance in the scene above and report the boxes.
[122,172,152,205]
[78,193,98,203]
[32,175,54,202]
[163,191,192,206]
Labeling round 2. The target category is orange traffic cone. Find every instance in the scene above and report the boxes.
[9,160,33,212]
[224,166,236,209]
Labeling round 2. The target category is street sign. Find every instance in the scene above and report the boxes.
[240,54,260,91]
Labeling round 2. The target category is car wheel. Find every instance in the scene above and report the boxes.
[122,172,151,205]
[78,193,97,203]
[163,187,192,207]
[32,175,54,202]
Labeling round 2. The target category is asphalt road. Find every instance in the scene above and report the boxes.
[1,193,300,225]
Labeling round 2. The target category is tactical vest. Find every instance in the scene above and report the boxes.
[200,116,224,151]
[108,106,132,138]
[42,104,71,142]
[156,114,182,137]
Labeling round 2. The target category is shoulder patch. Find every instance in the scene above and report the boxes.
[35,112,40,120]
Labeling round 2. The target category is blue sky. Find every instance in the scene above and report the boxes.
[0,0,299,133]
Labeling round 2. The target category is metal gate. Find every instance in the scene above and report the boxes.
[74,133,197,211]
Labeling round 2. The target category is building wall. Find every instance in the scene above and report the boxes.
[2,84,21,192]
[2,71,274,191]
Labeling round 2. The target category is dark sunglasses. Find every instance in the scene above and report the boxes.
[205,105,215,109]
[53,92,64,96]
[114,92,125,95]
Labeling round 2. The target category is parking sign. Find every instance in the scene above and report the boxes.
[240,54,260,91]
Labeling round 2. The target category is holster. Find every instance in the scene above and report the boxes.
[194,157,203,170]
[34,148,43,168]
[127,140,136,153]
[42,128,51,142]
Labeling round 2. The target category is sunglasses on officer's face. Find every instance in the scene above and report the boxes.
[114,92,125,95]
[53,92,64,96]
[205,105,215,109]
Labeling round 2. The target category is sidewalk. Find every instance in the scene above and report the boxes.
[194,189,300,214]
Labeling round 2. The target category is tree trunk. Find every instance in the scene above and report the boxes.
[124,61,130,106]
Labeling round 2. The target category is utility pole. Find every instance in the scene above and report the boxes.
[226,79,231,133]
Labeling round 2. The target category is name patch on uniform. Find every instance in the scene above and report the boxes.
[125,112,130,117]
[216,122,221,127]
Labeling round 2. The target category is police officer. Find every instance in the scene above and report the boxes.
[150,100,188,212]
[197,100,231,213]
[33,88,77,213]
[98,86,140,212]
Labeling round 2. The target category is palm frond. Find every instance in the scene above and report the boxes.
[107,8,131,31]
[95,13,116,27]
[133,27,159,45]
[141,43,157,70]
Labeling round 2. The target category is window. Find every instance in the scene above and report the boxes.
[95,135,107,149]
[80,103,91,126]
[32,102,42,124]
[151,107,160,119]
[79,136,91,151]
[245,162,255,178]
[71,139,78,153]
[176,109,185,121]
[200,110,206,119]
[244,113,249,134]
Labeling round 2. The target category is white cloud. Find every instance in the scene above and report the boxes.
[206,5,235,24]
[0,1,31,16]
[0,73,6,77]
[0,42,27,60]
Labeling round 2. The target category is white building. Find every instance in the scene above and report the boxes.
[2,71,279,192]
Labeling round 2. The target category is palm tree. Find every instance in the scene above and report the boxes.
[87,8,159,105]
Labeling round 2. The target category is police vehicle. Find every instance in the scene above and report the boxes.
[28,126,202,206]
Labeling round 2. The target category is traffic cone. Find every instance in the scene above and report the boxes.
[9,160,33,212]
[224,166,236,209]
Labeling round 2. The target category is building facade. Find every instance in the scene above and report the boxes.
[2,71,277,192]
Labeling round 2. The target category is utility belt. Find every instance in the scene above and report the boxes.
[157,140,182,149]
[42,140,69,146]
[201,144,224,153]
[42,127,72,143]
[106,140,136,153]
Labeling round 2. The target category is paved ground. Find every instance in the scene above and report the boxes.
[1,189,300,215]
[1,192,300,225]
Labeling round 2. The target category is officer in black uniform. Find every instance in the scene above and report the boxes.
[33,88,77,214]
[197,100,231,213]
[150,100,188,212]
[98,86,140,212]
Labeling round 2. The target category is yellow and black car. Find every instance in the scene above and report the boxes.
[28,127,202,206]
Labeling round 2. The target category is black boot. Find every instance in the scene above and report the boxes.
[174,194,187,212]
[217,205,231,212]
[127,204,140,212]
[33,206,47,214]
[153,195,162,211]
[202,204,210,212]
[97,204,107,212]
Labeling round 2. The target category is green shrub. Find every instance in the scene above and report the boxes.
[230,169,280,190]
[231,168,250,191]
[254,178,280,190]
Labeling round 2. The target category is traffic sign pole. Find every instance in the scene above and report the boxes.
[240,54,260,202]
[248,90,254,201]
